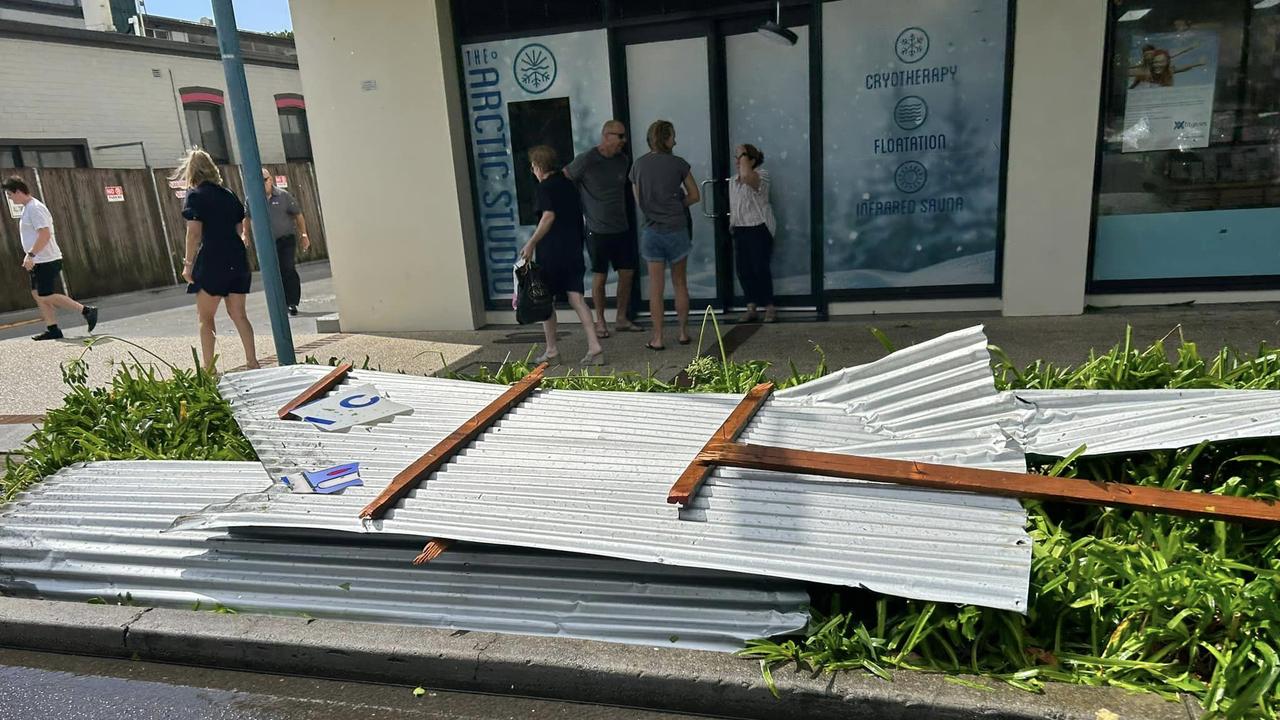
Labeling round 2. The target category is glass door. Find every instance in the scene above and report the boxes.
[620,11,818,316]
[623,29,721,310]
[722,18,815,308]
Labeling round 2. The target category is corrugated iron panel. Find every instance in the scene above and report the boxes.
[190,326,1033,612]
[0,461,809,652]
[1014,389,1280,457]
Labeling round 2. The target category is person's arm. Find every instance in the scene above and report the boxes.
[1170,45,1198,60]
[21,227,52,270]
[1173,62,1206,74]
[182,220,202,283]
[682,172,700,207]
[294,213,310,251]
[739,157,762,191]
[520,211,556,261]
[237,222,248,247]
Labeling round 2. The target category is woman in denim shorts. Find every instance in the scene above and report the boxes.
[628,120,701,350]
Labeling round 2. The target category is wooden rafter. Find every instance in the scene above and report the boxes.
[360,363,549,521]
[277,362,353,420]
[667,383,775,505]
[694,441,1280,524]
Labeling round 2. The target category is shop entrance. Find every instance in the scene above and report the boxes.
[618,8,819,319]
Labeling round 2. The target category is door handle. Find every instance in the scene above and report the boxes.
[699,178,730,219]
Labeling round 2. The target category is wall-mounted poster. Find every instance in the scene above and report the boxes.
[1121,31,1219,153]
[461,30,612,303]
[822,0,1010,291]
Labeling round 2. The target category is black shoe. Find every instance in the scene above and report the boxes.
[288,306,299,316]
[33,328,64,341]
[82,305,99,333]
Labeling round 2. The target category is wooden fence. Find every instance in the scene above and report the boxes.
[1,162,329,313]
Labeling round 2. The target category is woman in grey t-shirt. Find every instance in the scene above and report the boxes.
[628,120,701,350]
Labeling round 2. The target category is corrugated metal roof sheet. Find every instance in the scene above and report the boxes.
[1014,389,1280,457]
[187,326,1033,612]
[0,461,809,651]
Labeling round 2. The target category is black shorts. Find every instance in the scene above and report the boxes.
[29,260,64,297]
[586,231,639,274]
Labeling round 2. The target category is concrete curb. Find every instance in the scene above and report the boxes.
[0,598,1192,720]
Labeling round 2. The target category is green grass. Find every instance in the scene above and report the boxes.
[1,351,256,504]
[4,324,1279,717]
[739,327,1280,719]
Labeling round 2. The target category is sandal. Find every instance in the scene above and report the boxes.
[534,350,561,365]
[677,336,692,345]
[580,349,606,366]
[645,342,666,351]
[595,325,611,339]
[615,323,645,333]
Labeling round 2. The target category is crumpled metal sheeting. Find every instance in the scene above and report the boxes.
[774,325,1024,441]
[1014,389,1280,457]
[0,461,810,652]
[200,326,1032,612]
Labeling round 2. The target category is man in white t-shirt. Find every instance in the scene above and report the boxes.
[3,176,99,340]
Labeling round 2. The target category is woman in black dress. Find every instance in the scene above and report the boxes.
[171,149,259,371]
[519,145,603,366]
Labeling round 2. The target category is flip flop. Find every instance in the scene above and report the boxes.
[615,323,646,333]
[595,327,611,339]
[645,342,666,351]
[677,337,692,345]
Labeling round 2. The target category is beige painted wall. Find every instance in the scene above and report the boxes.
[1001,0,1108,316]
[289,0,483,331]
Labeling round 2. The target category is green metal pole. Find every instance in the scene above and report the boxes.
[211,0,296,365]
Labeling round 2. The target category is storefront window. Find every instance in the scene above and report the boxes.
[1091,0,1280,288]
[461,30,613,302]
[821,0,1010,294]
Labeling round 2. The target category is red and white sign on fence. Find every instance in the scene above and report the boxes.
[105,186,125,203]
[275,175,289,189]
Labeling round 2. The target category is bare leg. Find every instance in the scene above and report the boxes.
[615,269,636,328]
[671,258,691,343]
[31,291,55,326]
[591,273,608,333]
[195,291,222,371]
[43,294,84,313]
[647,261,666,348]
[567,292,602,355]
[224,293,259,370]
[540,314,559,359]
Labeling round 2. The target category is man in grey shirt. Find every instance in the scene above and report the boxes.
[565,120,642,336]
[244,168,310,315]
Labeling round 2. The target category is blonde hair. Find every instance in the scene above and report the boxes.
[169,148,222,188]
[528,145,559,173]
[646,120,675,153]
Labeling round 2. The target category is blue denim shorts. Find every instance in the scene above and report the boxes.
[640,226,692,264]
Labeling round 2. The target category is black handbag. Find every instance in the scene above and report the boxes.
[514,261,554,325]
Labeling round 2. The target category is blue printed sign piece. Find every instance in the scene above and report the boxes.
[894,161,929,194]
[896,27,930,64]
[513,43,556,94]
[303,463,364,495]
[894,96,929,131]
[296,383,413,432]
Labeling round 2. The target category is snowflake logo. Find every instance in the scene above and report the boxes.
[894,161,928,194]
[513,43,557,95]
[895,27,930,64]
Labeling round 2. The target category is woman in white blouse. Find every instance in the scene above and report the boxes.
[729,144,777,323]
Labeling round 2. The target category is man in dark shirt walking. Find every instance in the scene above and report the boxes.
[565,120,642,337]
[244,168,309,315]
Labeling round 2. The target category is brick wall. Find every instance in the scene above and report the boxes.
[0,36,304,168]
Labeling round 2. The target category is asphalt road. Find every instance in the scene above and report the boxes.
[0,648,726,720]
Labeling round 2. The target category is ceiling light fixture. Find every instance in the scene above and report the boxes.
[757,1,798,46]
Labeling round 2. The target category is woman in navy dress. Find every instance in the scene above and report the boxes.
[171,149,259,371]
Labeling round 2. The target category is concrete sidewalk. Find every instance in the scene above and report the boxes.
[371,300,1280,381]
